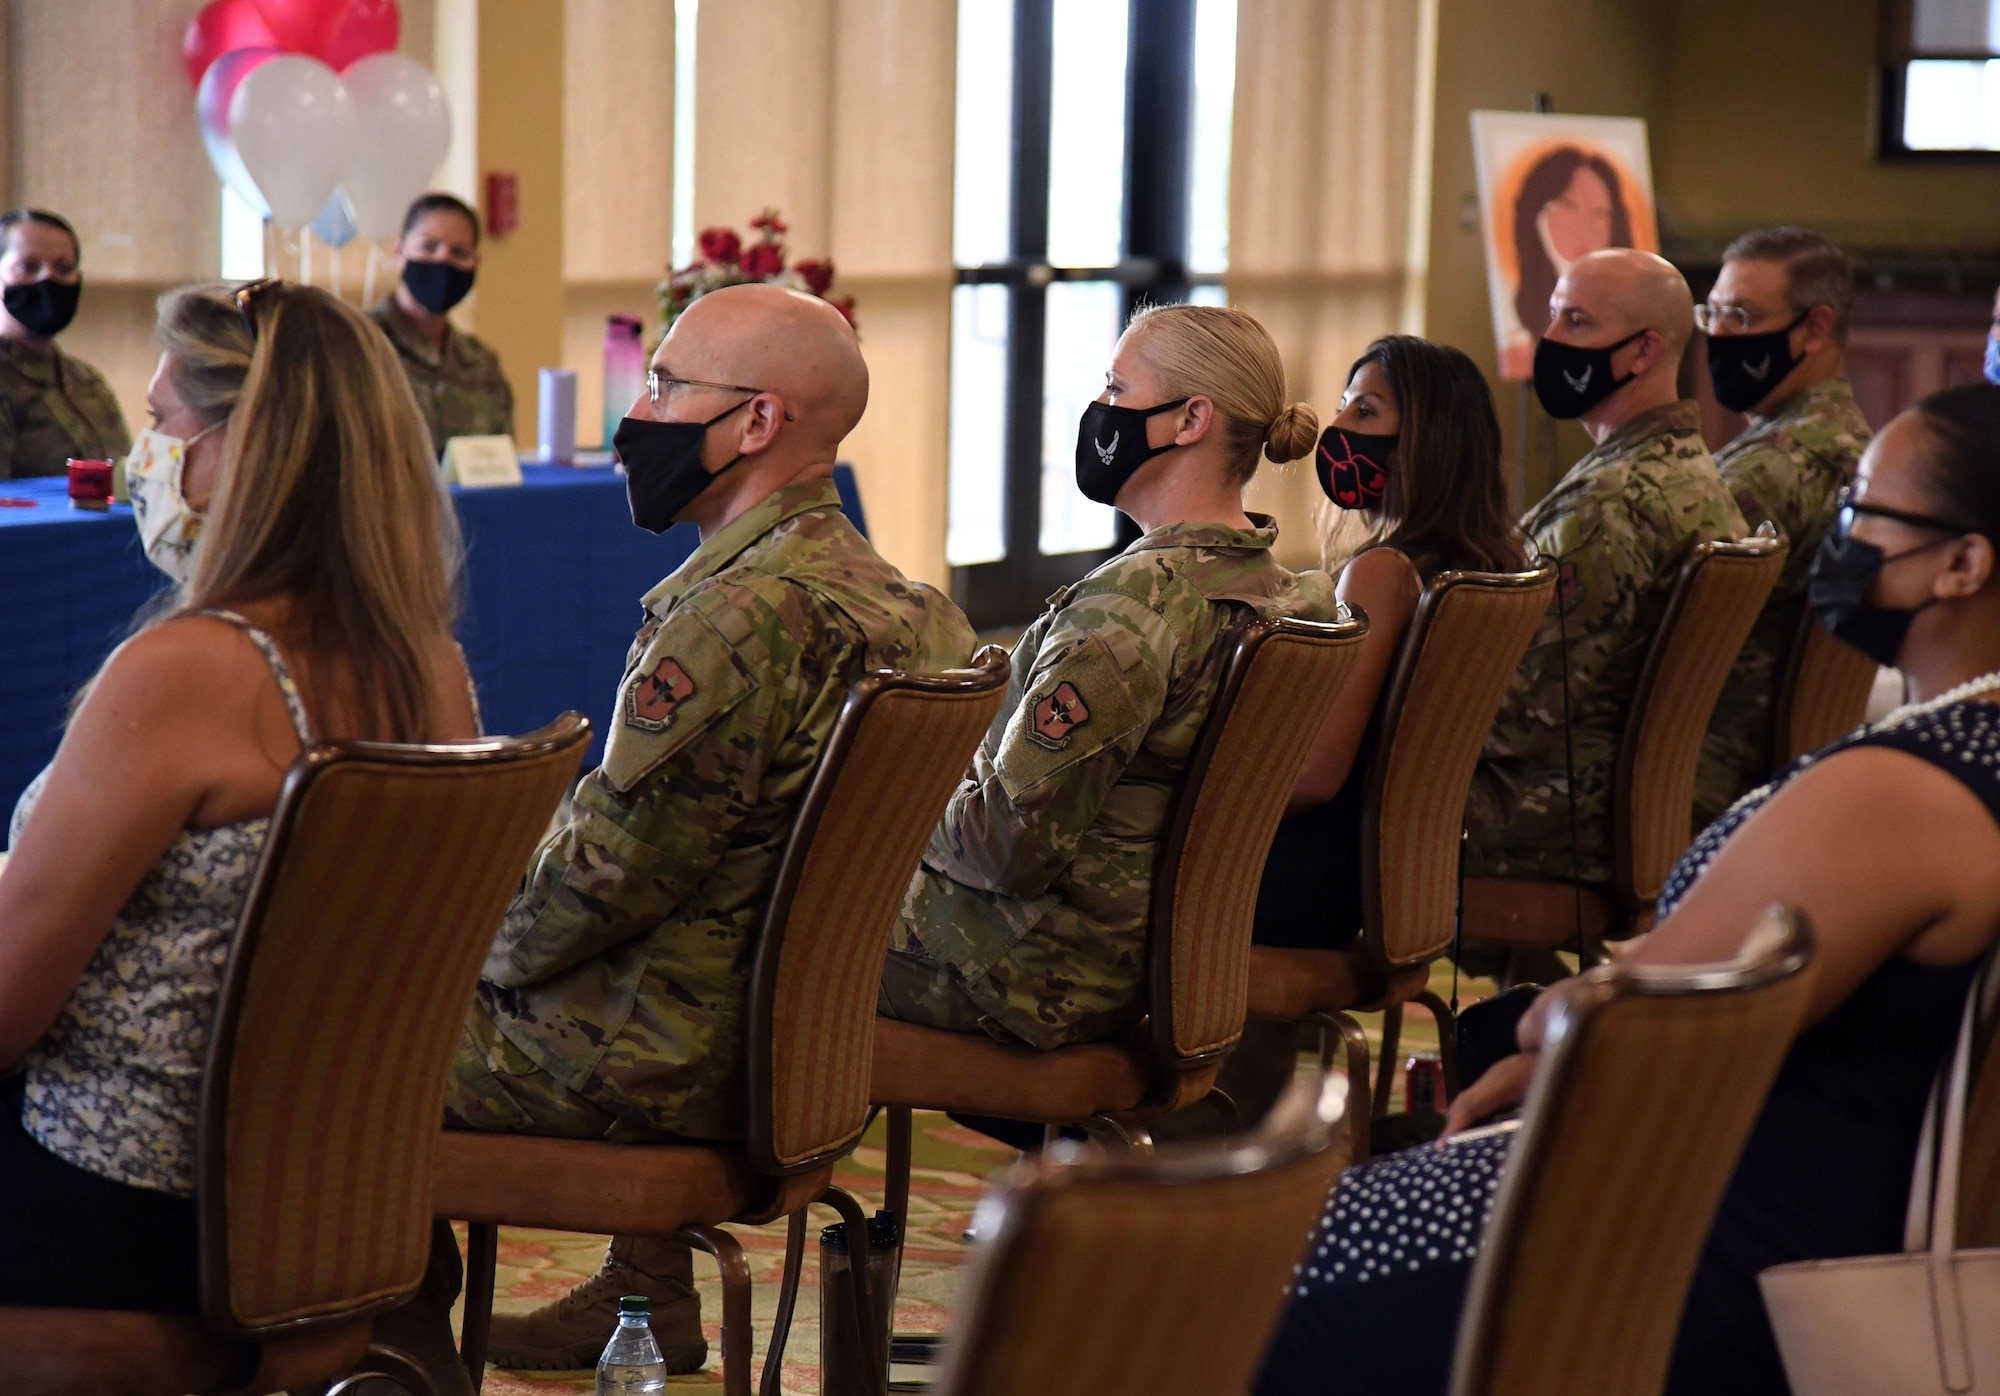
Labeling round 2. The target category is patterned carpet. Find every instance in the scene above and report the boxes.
[468,964,1490,1394]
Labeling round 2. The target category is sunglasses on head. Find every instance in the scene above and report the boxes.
[233,277,280,344]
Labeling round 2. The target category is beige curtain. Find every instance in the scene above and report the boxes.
[1230,0,1438,572]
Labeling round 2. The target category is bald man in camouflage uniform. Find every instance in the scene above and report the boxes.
[881,519,1340,1050]
[1693,229,1872,827]
[406,285,975,1385]
[1465,250,1746,890]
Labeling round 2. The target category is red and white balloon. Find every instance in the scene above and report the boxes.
[183,0,450,238]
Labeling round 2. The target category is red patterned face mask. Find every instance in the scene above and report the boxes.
[1314,426,1396,509]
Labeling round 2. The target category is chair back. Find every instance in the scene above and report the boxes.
[934,1070,1349,1396]
[1361,563,1557,970]
[747,648,1011,1174]
[1614,532,1785,909]
[1450,906,1815,1396]
[1772,605,1878,768]
[199,714,591,1339]
[1956,962,2000,1247]
[1148,610,1369,1074]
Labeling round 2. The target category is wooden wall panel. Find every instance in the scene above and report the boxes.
[563,0,673,283]
[10,0,217,283]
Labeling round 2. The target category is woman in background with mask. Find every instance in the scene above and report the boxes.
[0,280,477,1317]
[879,303,1341,1058]
[369,191,513,452]
[0,207,129,479]
[1254,383,2000,1396]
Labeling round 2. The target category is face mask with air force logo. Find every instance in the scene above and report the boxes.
[1706,311,1808,413]
[1074,397,1189,506]
[1532,327,1647,420]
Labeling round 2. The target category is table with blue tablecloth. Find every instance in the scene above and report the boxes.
[0,463,868,819]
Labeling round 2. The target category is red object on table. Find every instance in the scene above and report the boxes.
[1404,1052,1446,1114]
[66,460,113,511]
[485,171,519,237]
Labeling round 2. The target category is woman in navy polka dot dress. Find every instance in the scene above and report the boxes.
[1256,384,2000,1396]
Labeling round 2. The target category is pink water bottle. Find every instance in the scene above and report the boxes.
[603,315,646,449]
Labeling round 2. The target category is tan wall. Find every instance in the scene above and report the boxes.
[1423,0,1674,505]
[1652,0,2000,251]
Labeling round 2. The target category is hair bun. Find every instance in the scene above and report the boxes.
[1263,401,1319,463]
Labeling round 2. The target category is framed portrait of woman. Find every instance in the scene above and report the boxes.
[1470,112,1660,381]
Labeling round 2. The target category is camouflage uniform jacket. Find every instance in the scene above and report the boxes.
[0,336,130,479]
[368,296,513,451]
[895,517,1341,1050]
[1694,377,1871,826]
[478,477,976,1140]
[1465,401,1746,882]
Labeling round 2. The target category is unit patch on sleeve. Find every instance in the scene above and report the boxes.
[627,657,698,731]
[1029,681,1090,749]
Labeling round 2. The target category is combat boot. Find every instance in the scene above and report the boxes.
[486,1234,706,1373]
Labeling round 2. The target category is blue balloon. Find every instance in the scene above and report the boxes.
[310,189,358,248]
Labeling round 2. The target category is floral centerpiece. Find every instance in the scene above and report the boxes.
[655,209,856,334]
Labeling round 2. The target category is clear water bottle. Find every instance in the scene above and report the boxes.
[597,1294,668,1395]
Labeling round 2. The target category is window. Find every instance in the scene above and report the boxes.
[945,0,1236,629]
[1881,0,2000,157]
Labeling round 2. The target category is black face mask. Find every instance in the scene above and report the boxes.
[1533,327,1647,420]
[1075,398,1189,506]
[1707,311,1807,414]
[1314,425,1398,509]
[612,398,754,533]
[402,259,477,316]
[1807,530,1956,668]
[4,277,81,338]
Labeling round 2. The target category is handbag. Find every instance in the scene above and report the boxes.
[1759,951,2000,1394]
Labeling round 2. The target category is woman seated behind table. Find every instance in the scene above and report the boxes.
[1255,382,2000,1396]
[369,191,514,453]
[0,280,478,1313]
[0,207,130,479]
[878,303,1340,1051]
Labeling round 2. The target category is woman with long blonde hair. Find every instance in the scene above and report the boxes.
[0,280,477,1320]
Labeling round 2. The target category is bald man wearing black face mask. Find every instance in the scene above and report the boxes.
[1462,249,1747,903]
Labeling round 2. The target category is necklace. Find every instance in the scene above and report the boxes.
[1872,669,2000,732]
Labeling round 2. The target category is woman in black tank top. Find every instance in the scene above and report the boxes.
[1254,384,2000,1396]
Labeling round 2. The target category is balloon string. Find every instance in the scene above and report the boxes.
[301,226,313,288]
[364,244,379,307]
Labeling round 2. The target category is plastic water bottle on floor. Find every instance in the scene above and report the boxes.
[597,1295,668,1394]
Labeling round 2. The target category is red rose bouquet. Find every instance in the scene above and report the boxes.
[657,208,857,333]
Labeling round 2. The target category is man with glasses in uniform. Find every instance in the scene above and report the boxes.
[373,282,976,1391]
[1692,228,1873,827]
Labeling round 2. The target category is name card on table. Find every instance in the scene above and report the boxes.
[442,435,525,488]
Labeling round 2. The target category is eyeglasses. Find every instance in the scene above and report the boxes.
[233,277,280,343]
[646,369,767,405]
[1833,486,1972,542]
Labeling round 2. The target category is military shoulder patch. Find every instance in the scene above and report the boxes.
[626,656,697,732]
[1030,681,1090,749]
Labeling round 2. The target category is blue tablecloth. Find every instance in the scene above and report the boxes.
[0,463,867,818]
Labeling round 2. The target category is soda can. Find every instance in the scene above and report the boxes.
[67,458,113,510]
[1404,1052,1446,1114]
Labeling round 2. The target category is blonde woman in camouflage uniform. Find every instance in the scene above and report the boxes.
[0,208,129,479]
[1693,228,1873,826]
[879,303,1342,1053]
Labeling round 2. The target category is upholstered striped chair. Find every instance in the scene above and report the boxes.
[436,649,1010,1396]
[1246,563,1557,1159]
[1450,906,1815,1396]
[1463,531,1786,958]
[1955,967,2000,1248]
[1772,604,1879,769]
[874,612,1369,1265]
[1,714,592,1396]
[929,1070,1350,1396]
